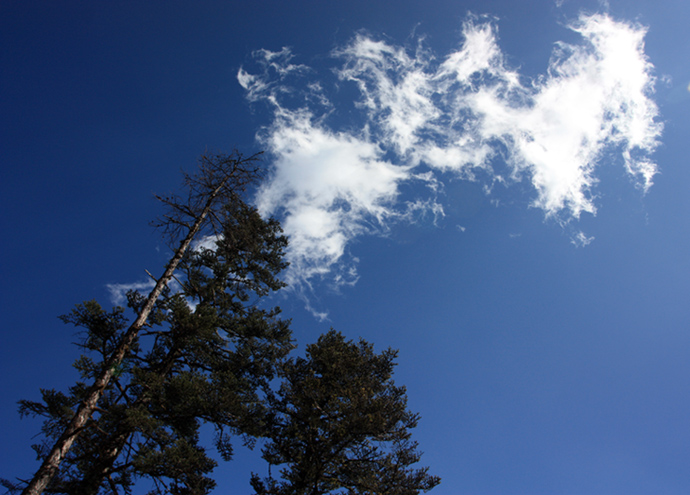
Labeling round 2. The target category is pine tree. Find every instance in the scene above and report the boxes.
[5,152,441,495]
[250,330,440,495]
[6,153,294,495]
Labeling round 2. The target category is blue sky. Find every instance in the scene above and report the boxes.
[1,1,689,493]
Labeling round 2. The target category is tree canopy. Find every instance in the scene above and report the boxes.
[4,153,439,495]
[10,197,293,495]
[250,330,440,495]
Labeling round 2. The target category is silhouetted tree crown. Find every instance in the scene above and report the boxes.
[251,330,440,495]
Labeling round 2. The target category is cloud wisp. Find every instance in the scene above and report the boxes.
[107,280,156,306]
[239,13,662,313]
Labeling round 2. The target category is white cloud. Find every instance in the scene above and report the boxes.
[237,47,310,103]
[255,106,410,289]
[106,280,156,306]
[239,12,661,301]
[466,13,661,217]
[572,231,595,247]
[107,276,194,311]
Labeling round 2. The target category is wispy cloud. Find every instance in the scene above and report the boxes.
[106,280,156,306]
[572,230,595,247]
[107,277,192,310]
[239,12,662,313]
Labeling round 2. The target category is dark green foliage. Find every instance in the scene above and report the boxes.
[6,159,440,495]
[250,330,440,495]
[9,200,293,495]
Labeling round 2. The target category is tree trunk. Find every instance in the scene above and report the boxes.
[78,336,187,495]
[22,181,227,495]
[78,428,131,495]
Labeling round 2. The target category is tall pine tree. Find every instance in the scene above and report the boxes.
[6,153,294,495]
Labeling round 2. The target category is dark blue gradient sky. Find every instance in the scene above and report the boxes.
[2,1,689,493]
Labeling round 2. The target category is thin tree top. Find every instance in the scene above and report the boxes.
[153,151,265,244]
